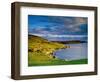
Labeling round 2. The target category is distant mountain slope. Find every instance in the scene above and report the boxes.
[52,40,87,44]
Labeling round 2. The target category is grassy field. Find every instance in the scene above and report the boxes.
[28,35,87,66]
[28,52,87,66]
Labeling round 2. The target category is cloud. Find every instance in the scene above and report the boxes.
[63,17,87,32]
[28,15,88,35]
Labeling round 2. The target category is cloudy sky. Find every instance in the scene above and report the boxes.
[28,15,88,41]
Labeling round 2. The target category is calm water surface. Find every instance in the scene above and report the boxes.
[53,43,88,60]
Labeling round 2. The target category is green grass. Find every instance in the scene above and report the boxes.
[28,52,88,66]
[28,58,88,66]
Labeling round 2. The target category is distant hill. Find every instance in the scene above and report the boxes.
[52,40,87,44]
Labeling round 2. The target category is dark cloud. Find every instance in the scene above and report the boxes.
[28,15,88,35]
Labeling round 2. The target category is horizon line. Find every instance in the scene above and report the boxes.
[29,33,87,38]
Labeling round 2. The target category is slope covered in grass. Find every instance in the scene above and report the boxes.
[28,35,67,58]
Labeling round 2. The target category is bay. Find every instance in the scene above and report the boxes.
[53,43,88,61]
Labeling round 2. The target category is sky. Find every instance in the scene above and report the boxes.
[28,15,88,41]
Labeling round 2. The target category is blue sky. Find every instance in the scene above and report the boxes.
[28,15,88,41]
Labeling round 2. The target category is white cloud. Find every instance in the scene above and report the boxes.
[29,33,87,38]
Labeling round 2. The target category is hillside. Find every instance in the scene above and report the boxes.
[28,35,67,55]
[28,35,68,66]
